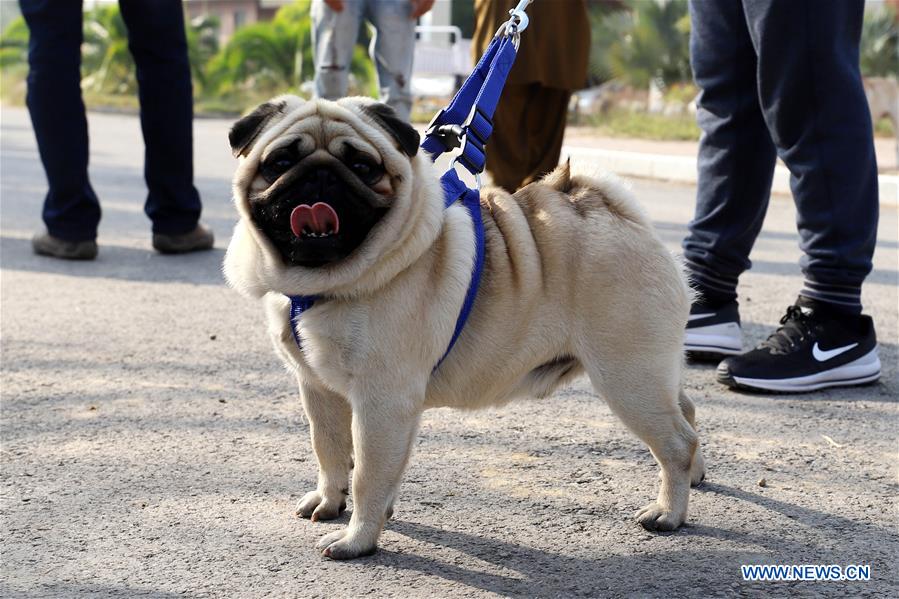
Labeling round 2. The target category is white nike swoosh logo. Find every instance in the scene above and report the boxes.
[812,342,858,362]
[688,313,716,321]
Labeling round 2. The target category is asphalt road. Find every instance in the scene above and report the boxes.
[1,107,897,598]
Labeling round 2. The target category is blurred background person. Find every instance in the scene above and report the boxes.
[471,0,590,192]
[312,0,435,122]
[21,0,213,260]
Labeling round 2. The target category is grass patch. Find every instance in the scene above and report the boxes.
[588,109,700,141]
[589,110,895,142]
[874,115,895,137]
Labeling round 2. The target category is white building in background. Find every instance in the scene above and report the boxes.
[184,0,290,46]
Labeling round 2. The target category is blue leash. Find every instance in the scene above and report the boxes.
[289,13,528,369]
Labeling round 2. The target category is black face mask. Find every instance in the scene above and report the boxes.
[250,162,389,268]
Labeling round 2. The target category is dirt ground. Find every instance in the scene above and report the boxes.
[2,108,897,598]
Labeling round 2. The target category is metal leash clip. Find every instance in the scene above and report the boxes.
[494,0,532,50]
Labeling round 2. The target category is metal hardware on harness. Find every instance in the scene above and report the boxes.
[507,0,532,34]
[451,157,482,190]
[494,0,532,49]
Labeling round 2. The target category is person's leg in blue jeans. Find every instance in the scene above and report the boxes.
[119,0,203,237]
[312,0,364,104]
[22,0,101,244]
[365,0,415,121]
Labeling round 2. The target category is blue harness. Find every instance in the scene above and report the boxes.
[287,30,523,370]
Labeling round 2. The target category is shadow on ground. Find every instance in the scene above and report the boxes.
[375,508,896,597]
[0,236,226,286]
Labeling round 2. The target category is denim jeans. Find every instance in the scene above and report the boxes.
[311,0,415,121]
[683,0,878,311]
[21,0,201,241]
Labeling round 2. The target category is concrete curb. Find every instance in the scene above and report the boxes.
[563,145,899,207]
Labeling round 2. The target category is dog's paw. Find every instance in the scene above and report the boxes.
[316,528,377,560]
[690,449,706,487]
[296,491,346,522]
[635,502,685,531]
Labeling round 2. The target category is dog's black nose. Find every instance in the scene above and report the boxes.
[300,169,342,202]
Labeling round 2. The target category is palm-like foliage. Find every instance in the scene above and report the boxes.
[187,15,221,93]
[588,7,631,85]
[81,5,134,94]
[0,16,28,70]
[206,0,376,101]
[0,1,378,109]
[606,0,691,89]
[206,19,306,96]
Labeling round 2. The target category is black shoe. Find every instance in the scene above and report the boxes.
[152,223,214,254]
[32,231,98,260]
[684,300,742,360]
[717,300,880,393]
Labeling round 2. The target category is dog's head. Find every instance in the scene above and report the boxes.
[224,96,444,298]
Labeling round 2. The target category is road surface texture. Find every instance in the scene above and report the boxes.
[2,107,897,598]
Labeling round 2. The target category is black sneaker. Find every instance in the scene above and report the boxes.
[717,300,880,393]
[684,300,742,360]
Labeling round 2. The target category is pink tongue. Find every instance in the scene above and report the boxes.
[290,202,340,237]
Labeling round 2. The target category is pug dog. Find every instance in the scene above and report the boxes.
[224,95,705,560]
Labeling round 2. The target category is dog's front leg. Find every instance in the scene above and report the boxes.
[295,380,352,522]
[316,394,421,560]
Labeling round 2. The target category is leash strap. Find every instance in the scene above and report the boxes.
[421,35,518,175]
[434,169,487,368]
[420,33,519,367]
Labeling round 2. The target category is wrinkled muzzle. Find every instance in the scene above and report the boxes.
[249,161,389,268]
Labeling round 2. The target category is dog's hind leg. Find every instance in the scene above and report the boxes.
[581,351,698,531]
[295,380,353,522]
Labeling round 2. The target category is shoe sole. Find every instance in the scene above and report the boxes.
[33,246,97,260]
[153,245,214,255]
[685,324,742,361]
[717,348,881,393]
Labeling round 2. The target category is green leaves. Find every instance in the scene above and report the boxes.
[0,0,378,113]
[604,0,691,90]
[81,6,134,94]
[860,4,898,78]
[0,16,28,69]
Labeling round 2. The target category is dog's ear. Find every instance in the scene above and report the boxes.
[361,103,419,157]
[229,100,286,158]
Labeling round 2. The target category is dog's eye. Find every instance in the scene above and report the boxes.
[352,161,371,176]
[260,150,297,183]
[350,160,383,185]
